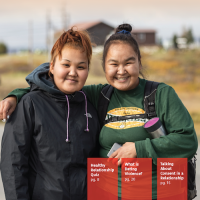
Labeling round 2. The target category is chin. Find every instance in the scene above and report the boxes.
[113,85,129,91]
[118,88,130,91]
[61,88,76,94]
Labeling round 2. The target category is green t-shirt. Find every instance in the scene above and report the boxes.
[7,78,198,199]
[83,78,198,198]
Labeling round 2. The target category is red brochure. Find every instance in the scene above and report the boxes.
[121,158,152,200]
[157,158,187,200]
[87,158,118,200]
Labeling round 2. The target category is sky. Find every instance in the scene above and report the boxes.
[0,0,200,50]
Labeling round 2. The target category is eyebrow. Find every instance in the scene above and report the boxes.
[125,56,136,62]
[62,59,71,62]
[62,59,87,64]
[107,56,136,63]
[107,59,118,63]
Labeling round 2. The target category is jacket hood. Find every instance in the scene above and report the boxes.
[26,62,90,137]
[26,62,64,96]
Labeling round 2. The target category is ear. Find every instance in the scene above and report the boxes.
[50,62,54,75]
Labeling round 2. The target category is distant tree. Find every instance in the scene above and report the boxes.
[181,28,194,44]
[186,28,194,44]
[0,43,7,54]
[172,34,178,49]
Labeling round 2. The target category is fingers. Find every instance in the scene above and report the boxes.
[112,157,122,166]
[108,158,128,168]
[2,102,9,121]
[0,100,7,121]
[109,150,122,166]
[7,106,16,117]
[121,160,126,169]
[0,97,17,122]
[111,158,118,166]
[0,102,2,120]
[108,143,137,167]
[109,147,121,158]
[118,158,122,166]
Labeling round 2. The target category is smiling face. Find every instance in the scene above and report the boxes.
[105,42,141,91]
[50,45,89,94]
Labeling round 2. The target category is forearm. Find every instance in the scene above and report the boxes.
[135,85,198,165]
[5,87,30,103]
[135,128,198,165]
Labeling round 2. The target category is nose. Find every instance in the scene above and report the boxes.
[68,66,77,76]
[117,64,126,74]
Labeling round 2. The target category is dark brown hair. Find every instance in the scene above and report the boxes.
[103,23,144,77]
[49,27,92,78]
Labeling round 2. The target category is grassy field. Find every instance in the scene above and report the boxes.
[0,50,200,137]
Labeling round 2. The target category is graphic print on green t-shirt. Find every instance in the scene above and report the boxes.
[105,107,148,129]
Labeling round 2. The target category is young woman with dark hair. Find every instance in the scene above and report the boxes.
[0,24,198,200]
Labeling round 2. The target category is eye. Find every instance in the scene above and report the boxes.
[78,66,85,69]
[63,64,70,67]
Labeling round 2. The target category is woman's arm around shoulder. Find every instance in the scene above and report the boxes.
[0,87,30,121]
[83,84,107,109]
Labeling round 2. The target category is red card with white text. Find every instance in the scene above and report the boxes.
[87,158,118,200]
[157,158,187,200]
[121,158,152,200]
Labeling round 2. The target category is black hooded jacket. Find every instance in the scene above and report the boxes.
[1,63,100,200]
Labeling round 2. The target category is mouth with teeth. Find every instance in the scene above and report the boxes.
[115,77,129,82]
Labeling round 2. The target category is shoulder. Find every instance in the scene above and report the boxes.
[20,90,44,105]
[82,84,108,109]
[83,84,108,95]
[143,79,176,96]
[157,82,172,90]
[16,91,49,119]
[157,82,177,97]
[10,92,43,121]
[155,82,185,111]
